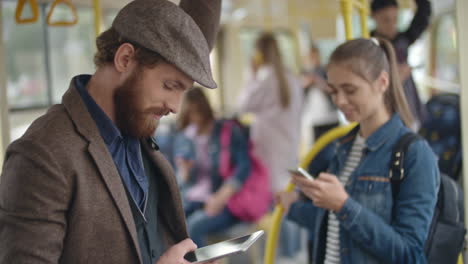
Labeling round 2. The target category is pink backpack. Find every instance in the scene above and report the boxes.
[219,121,271,222]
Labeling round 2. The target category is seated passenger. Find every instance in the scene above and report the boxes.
[175,87,252,247]
[277,38,439,264]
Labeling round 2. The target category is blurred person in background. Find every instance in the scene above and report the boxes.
[175,87,252,247]
[237,32,304,259]
[237,32,303,193]
[301,44,339,148]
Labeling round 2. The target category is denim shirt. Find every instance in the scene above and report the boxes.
[288,114,440,264]
[175,120,251,193]
[75,75,148,211]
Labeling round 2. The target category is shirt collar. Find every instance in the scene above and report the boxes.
[339,113,404,151]
[74,74,122,145]
[365,113,403,151]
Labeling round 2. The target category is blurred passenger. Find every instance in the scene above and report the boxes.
[277,38,439,263]
[301,44,339,147]
[237,32,303,193]
[302,44,327,93]
[176,87,251,247]
[0,0,222,263]
[371,0,431,129]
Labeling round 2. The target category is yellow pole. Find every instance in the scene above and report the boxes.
[263,124,357,264]
[341,0,353,40]
[358,0,370,38]
[93,0,102,37]
[457,0,468,262]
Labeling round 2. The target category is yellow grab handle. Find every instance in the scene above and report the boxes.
[46,0,78,26]
[341,0,353,40]
[15,0,40,24]
[263,123,357,264]
[359,0,370,38]
[93,0,102,37]
[340,0,370,40]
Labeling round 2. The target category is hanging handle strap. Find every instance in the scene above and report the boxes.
[15,0,40,24]
[46,0,78,26]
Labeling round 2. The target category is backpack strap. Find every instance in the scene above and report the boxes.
[390,132,421,198]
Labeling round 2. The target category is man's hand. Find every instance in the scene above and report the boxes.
[156,239,197,264]
[156,238,220,264]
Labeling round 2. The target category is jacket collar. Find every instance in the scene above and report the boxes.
[62,76,143,263]
[74,74,122,146]
[338,113,404,152]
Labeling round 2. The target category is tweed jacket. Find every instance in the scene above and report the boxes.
[0,81,188,263]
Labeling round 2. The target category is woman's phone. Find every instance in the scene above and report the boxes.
[288,167,315,181]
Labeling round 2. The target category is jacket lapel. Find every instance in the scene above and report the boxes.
[141,139,189,244]
[61,80,142,263]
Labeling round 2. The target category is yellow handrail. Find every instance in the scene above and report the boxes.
[46,0,78,27]
[358,0,370,38]
[340,0,370,40]
[93,0,102,37]
[15,0,40,24]
[263,123,357,264]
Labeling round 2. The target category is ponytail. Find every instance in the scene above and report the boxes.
[378,38,414,127]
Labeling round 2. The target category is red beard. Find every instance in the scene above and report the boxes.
[114,69,169,138]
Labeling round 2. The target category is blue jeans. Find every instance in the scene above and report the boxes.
[184,201,204,218]
[186,207,240,247]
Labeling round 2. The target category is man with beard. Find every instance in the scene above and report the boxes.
[0,0,221,263]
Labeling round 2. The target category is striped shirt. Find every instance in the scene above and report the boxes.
[324,135,366,264]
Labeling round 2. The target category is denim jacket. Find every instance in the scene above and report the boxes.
[175,120,251,193]
[288,114,440,264]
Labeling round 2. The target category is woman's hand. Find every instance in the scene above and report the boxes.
[204,185,235,216]
[175,158,194,183]
[275,191,299,215]
[291,172,349,212]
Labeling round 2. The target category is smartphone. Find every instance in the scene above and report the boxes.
[288,167,315,181]
[184,230,264,263]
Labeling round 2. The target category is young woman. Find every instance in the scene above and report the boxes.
[175,87,251,247]
[237,32,303,193]
[277,38,439,264]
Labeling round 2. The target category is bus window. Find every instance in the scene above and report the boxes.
[433,13,458,84]
[3,1,48,109]
[48,6,95,103]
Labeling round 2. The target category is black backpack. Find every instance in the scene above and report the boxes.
[390,133,466,264]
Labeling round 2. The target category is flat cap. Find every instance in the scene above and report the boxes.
[112,0,217,88]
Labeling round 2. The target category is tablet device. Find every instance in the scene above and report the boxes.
[184,230,264,263]
[288,167,315,181]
